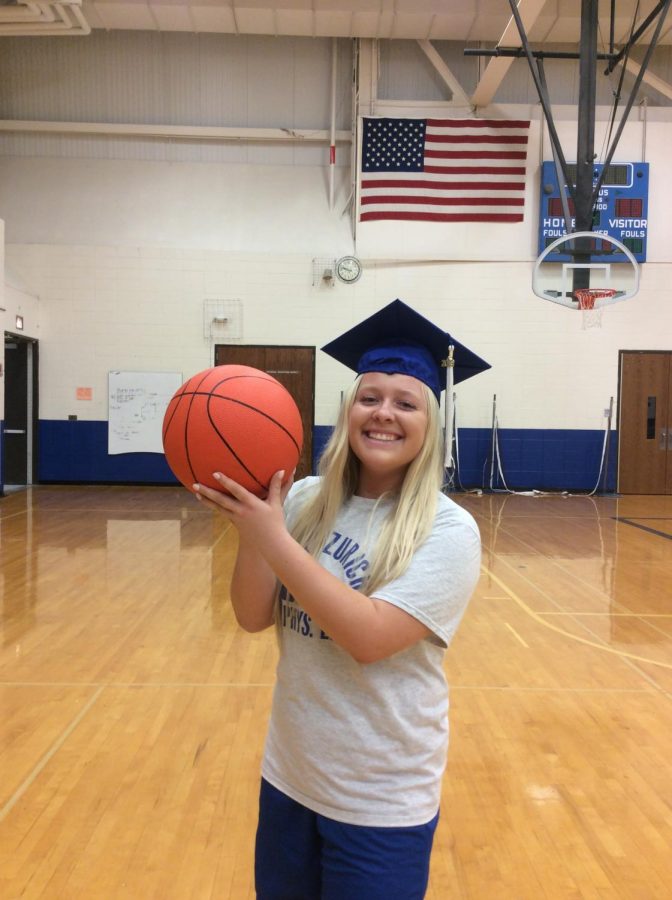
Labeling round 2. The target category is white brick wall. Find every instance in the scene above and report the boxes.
[5,237,671,431]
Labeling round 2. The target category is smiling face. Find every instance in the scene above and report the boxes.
[347,372,429,498]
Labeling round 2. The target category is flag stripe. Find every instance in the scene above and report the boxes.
[361,195,524,207]
[425,133,528,145]
[425,149,527,160]
[360,211,524,222]
[359,116,530,224]
[426,118,530,129]
[362,180,525,191]
[423,165,526,175]
[362,201,523,214]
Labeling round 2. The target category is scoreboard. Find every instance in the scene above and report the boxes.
[538,161,649,263]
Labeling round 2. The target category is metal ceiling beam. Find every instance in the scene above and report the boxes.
[606,0,668,72]
[470,0,547,108]
[622,56,672,99]
[0,120,353,143]
[416,39,471,107]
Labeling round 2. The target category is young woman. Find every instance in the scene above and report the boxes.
[194,300,486,900]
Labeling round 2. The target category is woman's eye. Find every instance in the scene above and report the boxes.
[397,400,417,410]
[359,395,378,404]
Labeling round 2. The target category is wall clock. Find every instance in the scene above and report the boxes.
[335,255,362,284]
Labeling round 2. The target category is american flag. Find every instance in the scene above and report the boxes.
[359,117,530,223]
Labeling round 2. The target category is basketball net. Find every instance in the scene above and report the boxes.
[574,288,617,330]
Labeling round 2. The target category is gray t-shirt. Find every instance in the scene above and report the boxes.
[261,476,481,827]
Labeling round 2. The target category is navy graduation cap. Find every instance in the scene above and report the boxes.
[321,299,491,401]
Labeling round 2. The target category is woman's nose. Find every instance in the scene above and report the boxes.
[373,399,394,420]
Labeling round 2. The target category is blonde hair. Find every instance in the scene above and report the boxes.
[289,375,445,595]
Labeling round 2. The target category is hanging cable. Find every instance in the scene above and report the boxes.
[586,422,611,496]
[450,394,482,495]
[485,396,620,499]
[586,396,615,496]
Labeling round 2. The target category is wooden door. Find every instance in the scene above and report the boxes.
[618,351,672,494]
[214,345,315,480]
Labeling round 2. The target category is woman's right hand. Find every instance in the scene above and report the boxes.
[194,468,294,550]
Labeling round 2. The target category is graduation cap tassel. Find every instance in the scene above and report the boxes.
[444,344,455,469]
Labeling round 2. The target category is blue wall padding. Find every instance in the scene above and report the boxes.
[39,420,178,483]
[33,420,616,492]
[456,427,616,492]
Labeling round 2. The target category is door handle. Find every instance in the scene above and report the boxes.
[4,429,26,435]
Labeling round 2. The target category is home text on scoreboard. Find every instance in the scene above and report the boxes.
[538,161,649,263]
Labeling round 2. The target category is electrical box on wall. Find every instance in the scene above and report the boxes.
[538,161,649,262]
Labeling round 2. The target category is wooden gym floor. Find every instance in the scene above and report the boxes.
[1,485,671,899]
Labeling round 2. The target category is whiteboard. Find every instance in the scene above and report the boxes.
[108,371,183,455]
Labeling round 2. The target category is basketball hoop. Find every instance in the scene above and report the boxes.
[574,288,617,309]
[574,288,616,330]
[532,232,639,310]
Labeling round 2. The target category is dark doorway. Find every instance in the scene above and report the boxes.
[214,345,315,480]
[618,351,672,494]
[4,333,39,488]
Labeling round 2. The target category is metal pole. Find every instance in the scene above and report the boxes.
[444,345,455,470]
[506,0,574,200]
[329,37,337,210]
[600,396,614,493]
[573,0,599,294]
[489,394,497,491]
[605,1,669,74]
[538,60,573,235]
[592,0,672,205]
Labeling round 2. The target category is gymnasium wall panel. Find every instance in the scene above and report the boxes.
[0,33,352,166]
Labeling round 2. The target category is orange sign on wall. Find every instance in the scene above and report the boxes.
[76,387,93,401]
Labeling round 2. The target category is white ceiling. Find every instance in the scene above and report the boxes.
[84,0,672,44]
[2,0,672,45]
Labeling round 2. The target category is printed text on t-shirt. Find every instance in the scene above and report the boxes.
[278,530,371,640]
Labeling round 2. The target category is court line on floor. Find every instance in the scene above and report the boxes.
[448,685,655,693]
[481,564,672,671]
[0,681,276,688]
[0,680,653,693]
[504,622,529,648]
[0,508,29,522]
[614,517,672,540]
[482,517,672,645]
[482,522,646,618]
[0,685,105,824]
[535,612,672,618]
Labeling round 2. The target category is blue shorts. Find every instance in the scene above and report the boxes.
[255,779,439,900]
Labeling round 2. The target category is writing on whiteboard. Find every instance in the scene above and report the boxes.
[108,371,183,455]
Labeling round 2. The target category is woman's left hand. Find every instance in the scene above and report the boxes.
[194,469,292,548]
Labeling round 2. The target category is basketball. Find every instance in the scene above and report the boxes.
[162,364,303,496]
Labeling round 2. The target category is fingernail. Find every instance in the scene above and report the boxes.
[213,472,222,480]
[193,484,200,491]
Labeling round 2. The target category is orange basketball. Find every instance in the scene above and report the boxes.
[162,365,303,496]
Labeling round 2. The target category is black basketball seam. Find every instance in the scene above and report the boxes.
[204,396,266,491]
[178,386,302,453]
[163,391,192,483]
[162,380,189,442]
[175,371,214,485]
[183,370,221,484]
